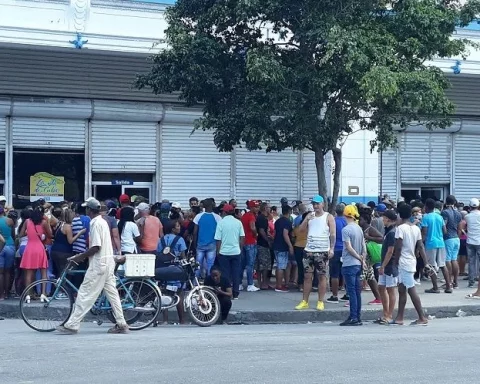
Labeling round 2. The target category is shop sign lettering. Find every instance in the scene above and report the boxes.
[30,172,65,202]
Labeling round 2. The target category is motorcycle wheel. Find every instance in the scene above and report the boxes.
[186,287,220,327]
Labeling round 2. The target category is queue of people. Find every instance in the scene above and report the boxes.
[0,192,478,326]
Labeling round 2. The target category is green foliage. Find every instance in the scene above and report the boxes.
[136,0,480,199]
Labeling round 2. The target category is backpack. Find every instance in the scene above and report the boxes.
[156,235,182,267]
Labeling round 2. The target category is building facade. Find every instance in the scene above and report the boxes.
[0,0,479,207]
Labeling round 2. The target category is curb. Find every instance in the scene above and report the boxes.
[2,300,480,324]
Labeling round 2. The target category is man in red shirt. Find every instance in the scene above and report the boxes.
[240,200,260,292]
[115,194,131,220]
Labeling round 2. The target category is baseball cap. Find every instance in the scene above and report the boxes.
[280,197,289,205]
[247,200,260,209]
[105,200,117,210]
[0,196,6,202]
[172,202,181,209]
[376,203,387,213]
[82,197,101,210]
[470,198,479,208]
[311,195,324,204]
[344,205,359,219]
[119,194,130,204]
[137,202,150,212]
[222,204,235,213]
[383,210,398,221]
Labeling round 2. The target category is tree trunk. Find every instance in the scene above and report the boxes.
[331,147,342,212]
[314,150,328,209]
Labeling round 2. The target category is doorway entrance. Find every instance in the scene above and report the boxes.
[401,185,447,202]
[92,183,152,203]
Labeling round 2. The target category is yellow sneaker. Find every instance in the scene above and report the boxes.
[295,300,309,310]
[316,301,325,311]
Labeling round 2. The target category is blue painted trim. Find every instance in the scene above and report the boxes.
[460,20,480,31]
[337,196,379,204]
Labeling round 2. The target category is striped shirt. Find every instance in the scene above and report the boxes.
[72,215,90,254]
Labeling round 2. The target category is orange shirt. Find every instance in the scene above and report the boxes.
[139,215,162,251]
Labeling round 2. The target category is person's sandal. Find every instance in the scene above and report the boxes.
[425,288,440,294]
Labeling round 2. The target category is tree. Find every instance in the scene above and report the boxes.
[137,0,480,209]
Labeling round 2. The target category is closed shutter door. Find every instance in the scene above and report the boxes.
[302,151,318,201]
[12,118,85,149]
[379,148,398,200]
[161,125,231,206]
[400,132,451,184]
[454,134,480,203]
[235,148,298,206]
[91,122,157,172]
[0,117,6,151]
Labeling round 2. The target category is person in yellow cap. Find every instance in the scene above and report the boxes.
[340,204,366,326]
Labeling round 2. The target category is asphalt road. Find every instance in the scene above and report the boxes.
[0,317,476,384]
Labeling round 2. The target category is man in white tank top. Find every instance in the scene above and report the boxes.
[295,195,336,311]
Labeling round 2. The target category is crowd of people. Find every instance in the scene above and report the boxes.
[0,191,478,326]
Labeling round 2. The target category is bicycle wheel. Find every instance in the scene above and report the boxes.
[107,278,161,331]
[20,279,73,332]
[186,287,220,327]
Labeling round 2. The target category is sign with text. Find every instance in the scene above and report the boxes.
[112,180,134,186]
[30,172,65,202]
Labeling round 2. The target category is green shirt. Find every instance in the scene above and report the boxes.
[214,215,245,256]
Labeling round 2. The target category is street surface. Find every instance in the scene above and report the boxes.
[0,317,477,384]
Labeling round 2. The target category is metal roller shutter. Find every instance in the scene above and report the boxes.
[0,117,6,151]
[91,121,157,172]
[235,147,298,206]
[453,133,480,203]
[12,118,85,149]
[400,132,451,184]
[160,124,231,205]
[379,148,398,200]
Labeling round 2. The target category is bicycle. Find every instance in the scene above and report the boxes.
[19,260,162,332]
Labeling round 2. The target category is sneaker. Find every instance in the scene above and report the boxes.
[239,285,244,291]
[55,325,78,335]
[340,318,362,326]
[339,295,349,302]
[247,285,260,292]
[415,279,421,286]
[275,286,289,293]
[316,301,325,311]
[368,299,382,305]
[107,324,129,334]
[295,300,309,310]
[326,296,339,304]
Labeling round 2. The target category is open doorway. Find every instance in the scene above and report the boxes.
[401,186,447,202]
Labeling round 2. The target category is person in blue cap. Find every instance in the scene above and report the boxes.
[295,195,336,311]
[372,203,387,236]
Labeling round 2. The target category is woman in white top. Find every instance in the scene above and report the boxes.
[118,206,141,254]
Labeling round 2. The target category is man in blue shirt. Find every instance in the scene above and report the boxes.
[193,198,221,278]
[327,203,347,303]
[421,198,452,293]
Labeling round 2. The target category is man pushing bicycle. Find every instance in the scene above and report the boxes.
[56,197,129,335]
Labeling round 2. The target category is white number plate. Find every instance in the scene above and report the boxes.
[166,285,178,292]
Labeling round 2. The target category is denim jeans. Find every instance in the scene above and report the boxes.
[241,245,257,286]
[196,243,217,278]
[218,254,241,296]
[342,265,362,321]
[467,244,480,285]
[294,247,305,286]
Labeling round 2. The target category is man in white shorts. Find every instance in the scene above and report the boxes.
[393,204,431,326]
[377,210,399,324]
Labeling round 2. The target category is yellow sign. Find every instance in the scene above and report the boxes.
[30,172,65,202]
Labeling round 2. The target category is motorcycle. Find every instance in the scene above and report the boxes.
[154,256,221,327]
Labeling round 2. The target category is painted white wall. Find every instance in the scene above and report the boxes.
[339,129,379,202]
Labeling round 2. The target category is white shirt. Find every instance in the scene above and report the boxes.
[395,223,422,273]
[466,210,480,246]
[305,212,330,253]
[89,215,115,273]
[121,221,140,254]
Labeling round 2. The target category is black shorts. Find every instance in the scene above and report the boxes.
[329,250,342,279]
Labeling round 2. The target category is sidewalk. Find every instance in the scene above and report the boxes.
[2,281,480,324]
